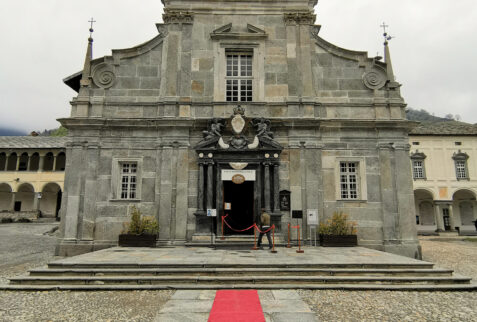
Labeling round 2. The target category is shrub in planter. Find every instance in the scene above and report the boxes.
[119,206,159,247]
[318,212,357,247]
[1,218,13,224]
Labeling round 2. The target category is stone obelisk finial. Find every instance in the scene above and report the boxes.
[80,18,96,88]
[381,22,395,82]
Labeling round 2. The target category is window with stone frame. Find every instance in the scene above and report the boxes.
[452,151,469,180]
[340,162,359,199]
[410,151,427,180]
[120,162,138,199]
[225,50,253,102]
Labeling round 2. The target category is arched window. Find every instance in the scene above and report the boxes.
[7,153,17,171]
[18,153,29,171]
[0,153,6,171]
[43,152,54,171]
[29,153,40,171]
[55,152,66,171]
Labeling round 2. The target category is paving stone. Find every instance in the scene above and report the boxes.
[154,313,209,322]
[272,290,301,300]
[260,300,312,313]
[159,300,214,313]
[269,312,318,322]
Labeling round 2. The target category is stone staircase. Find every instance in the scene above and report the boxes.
[5,261,476,291]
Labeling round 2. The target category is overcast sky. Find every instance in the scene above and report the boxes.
[1,0,476,132]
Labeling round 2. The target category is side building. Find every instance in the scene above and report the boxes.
[0,136,67,221]
[410,121,477,235]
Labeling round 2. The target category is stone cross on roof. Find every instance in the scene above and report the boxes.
[89,17,96,39]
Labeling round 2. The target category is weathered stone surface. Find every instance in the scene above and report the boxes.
[59,0,416,258]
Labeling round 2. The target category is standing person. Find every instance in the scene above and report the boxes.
[257,208,272,249]
[474,220,477,232]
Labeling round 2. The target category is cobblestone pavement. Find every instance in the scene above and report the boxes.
[0,225,476,321]
[299,237,477,322]
[0,223,59,285]
[0,224,173,322]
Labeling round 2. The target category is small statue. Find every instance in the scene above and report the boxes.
[202,118,225,140]
[253,118,274,140]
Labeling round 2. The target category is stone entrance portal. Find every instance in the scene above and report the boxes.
[223,180,254,235]
[193,107,283,241]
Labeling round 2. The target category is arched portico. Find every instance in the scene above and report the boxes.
[15,183,36,212]
[0,183,13,211]
[414,189,438,234]
[453,189,477,233]
[39,182,62,218]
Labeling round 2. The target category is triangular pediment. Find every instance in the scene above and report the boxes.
[211,23,268,40]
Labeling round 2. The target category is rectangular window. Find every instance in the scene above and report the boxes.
[340,162,358,199]
[120,162,137,199]
[455,160,467,179]
[413,160,425,179]
[226,52,252,102]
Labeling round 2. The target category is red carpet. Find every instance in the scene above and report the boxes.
[208,290,265,322]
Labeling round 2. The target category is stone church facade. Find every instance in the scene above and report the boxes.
[58,0,420,258]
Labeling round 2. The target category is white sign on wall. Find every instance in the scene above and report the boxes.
[207,209,217,217]
[308,209,318,226]
[221,170,256,181]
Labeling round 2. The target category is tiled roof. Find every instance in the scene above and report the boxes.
[410,121,477,136]
[0,137,68,149]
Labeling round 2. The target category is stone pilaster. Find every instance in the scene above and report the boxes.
[197,162,205,213]
[174,146,189,242]
[264,162,272,212]
[273,163,280,213]
[80,144,100,241]
[206,161,214,210]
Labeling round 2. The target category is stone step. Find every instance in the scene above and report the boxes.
[28,267,454,278]
[2,283,477,291]
[47,262,435,270]
[9,275,471,286]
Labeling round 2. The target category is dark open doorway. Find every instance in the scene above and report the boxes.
[223,181,254,235]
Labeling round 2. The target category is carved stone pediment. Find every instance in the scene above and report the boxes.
[210,23,268,40]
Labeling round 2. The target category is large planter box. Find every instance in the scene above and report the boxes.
[319,234,357,247]
[118,234,157,247]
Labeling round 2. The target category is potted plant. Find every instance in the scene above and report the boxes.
[318,211,358,247]
[118,206,159,247]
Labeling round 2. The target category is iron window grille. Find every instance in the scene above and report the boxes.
[340,162,358,199]
[410,151,427,180]
[452,151,469,180]
[120,162,137,199]
[226,51,253,102]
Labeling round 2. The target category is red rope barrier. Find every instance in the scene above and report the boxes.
[223,218,256,233]
[254,224,273,234]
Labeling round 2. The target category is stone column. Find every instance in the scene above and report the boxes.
[26,154,31,171]
[273,163,280,213]
[264,162,271,212]
[15,155,20,171]
[206,162,214,210]
[435,203,444,231]
[9,192,15,211]
[33,192,39,213]
[38,154,45,172]
[448,204,456,231]
[52,155,58,171]
[197,162,205,213]
[3,154,8,171]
